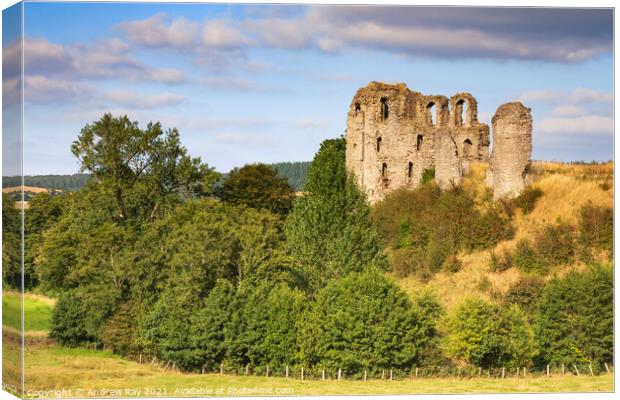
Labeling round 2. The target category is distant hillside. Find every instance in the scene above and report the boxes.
[1,162,311,193]
[2,174,91,191]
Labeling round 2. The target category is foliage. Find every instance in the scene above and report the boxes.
[503,276,545,315]
[535,264,613,368]
[217,163,295,217]
[269,161,311,192]
[511,187,543,215]
[71,113,213,223]
[2,193,21,289]
[532,222,575,268]
[497,304,539,368]
[512,239,543,273]
[2,174,92,191]
[488,249,512,273]
[101,301,140,356]
[421,167,435,184]
[24,192,66,289]
[578,203,612,260]
[373,185,513,279]
[285,138,386,289]
[298,269,440,376]
[444,297,502,368]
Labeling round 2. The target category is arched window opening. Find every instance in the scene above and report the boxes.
[380,97,389,120]
[463,139,473,158]
[376,137,382,152]
[427,102,436,126]
[408,162,413,178]
[416,134,423,151]
[382,163,387,177]
[355,103,361,114]
[455,99,467,127]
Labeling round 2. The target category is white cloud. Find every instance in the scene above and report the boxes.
[569,87,613,104]
[24,75,91,103]
[296,117,331,130]
[518,89,564,103]
[117,14,198,48]
[103,90,185,109]
[536,115,613,135]
[202,19,254,49]
[551,105,588,117]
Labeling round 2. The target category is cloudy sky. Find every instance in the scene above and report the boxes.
[3,2,614,175]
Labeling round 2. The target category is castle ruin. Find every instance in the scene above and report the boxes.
[345,82,532,202]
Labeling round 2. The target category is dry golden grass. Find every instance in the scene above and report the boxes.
[2,186,52,194]
[396,161,614,311]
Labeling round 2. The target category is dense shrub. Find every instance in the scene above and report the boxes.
[421,167,435,184]
[535,264,613,369]
[578,203,613,260]
[511,187,543,215]
[298,269,441,376]
[101,301,140,356]
[533,222,575,267]
[503,276,545,315]
[512,239,543,273]
[373,185,513,279]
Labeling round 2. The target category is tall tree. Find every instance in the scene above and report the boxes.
[71,113,215,223]
[2,193,21,289]
[285,138,386,289]
[218,163,295,217]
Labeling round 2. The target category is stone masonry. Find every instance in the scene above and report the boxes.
[487,102,533,199]
[345,82,532,203]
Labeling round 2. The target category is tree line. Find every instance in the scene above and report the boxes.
[2,113,612,377]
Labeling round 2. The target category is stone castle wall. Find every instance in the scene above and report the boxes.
[345,82,490,203]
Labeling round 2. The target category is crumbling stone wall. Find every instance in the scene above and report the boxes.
[435,129,463,190]
[488,102,533,199]
[345,82,490,203]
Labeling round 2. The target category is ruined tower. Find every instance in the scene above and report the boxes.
[487,102,533,199]
[345,82,490,203]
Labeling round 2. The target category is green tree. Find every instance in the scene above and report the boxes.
[497,304,539,368]
[444,297,502,368]
[298,269,438,376]
[218,164,295,217]
[535,264,613,369]
[71,113,214,223]
[2,193,21,289]
[285,138,386,289]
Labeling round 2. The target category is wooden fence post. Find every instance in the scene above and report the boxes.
[389,369,393,381]
[546,364,549,377]
[478,367,482,377]
[285,365,289,378]
[266,365,270,377]
[415,367,419,379]
[301,367,304,381]
[245,364,249,375]
[363,369,367,382]
[220,363,223,375]
[523,367,527,377]
[589,363,594,376]
[202,367,205,375]
[573,364,580,376]
[322,369,325,381]
[381,369,385,380]
[172,362,176,372]
[561,364,565,376]
[338,368,342,381]
[139,354,142,364]
[604,363,610,373]
[501,367,505,380]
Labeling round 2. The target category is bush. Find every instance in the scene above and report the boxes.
[298,269,441,376]
[511,187,543,215]
[421,167,435,184]
[578,203,612,260]
[512,239,543,273]
[504,276,545,315]
[50,290,97,347]
[101,301,139,356]
[442,255,461,273]
[533,223,575,267]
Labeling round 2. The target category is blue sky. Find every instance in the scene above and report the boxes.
[4,2,614,175]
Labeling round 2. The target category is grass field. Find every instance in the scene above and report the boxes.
[2,291,54,332]
[22,344,613,397]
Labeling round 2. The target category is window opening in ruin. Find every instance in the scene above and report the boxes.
[416,134,423,151]
[377,137,382,152]
[427,102,436,126]
[380,97,389,120]
[455,99,467,127]
[463,139,473,158]
[408,162,413,178]
[355,103,361,114]
[382,163,387,177]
